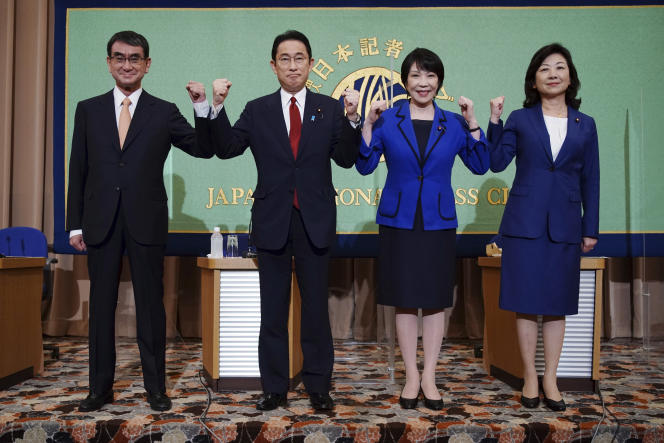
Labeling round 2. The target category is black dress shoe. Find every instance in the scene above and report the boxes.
[520,394,540,408]
[79,390,113,412]
[399,395,419,409]
[147,392,172,411]
[256,393,287,411]
[309,392,334,411]
[543,396,566,411]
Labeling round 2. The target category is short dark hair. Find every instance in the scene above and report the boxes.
[400,48,445,92]
[523,43,581,109]
[107,31,150,58]
[271,30,312,61]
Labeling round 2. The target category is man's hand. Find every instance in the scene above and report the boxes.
[342,88,360,121]
[186,81,207,103]
[212,79,232,107]
[490,96,505,124]
[70,234,87,252]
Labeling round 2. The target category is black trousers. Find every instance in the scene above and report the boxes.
[256,208,334,394]
[85,203,166,395]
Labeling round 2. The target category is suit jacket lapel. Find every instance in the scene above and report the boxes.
[121,90,155,151]
[555,106,581,165]
[298,89,319,158]
[99,90,121,152]
[529,104,554,164]
[421,104,447,165]
[268,90,293,160]
[395,103,421,164]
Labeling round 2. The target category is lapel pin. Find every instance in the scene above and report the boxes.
[575,118,580,123]
[437,126,442,131]
[311,115,315,121]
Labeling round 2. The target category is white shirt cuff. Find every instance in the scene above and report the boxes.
[193,101,211,118]
[69,229,82,238]
[210,103,223,119]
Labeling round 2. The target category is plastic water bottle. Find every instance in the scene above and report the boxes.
[210,227,224,258]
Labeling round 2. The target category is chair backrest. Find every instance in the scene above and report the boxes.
[0,227,48,258]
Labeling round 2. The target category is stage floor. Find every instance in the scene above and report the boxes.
[1,337,663,442]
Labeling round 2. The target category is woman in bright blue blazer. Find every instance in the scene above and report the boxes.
[487,43,599,412]
[356,48,489,410]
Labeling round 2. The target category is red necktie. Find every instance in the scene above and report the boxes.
[289,96,301,208]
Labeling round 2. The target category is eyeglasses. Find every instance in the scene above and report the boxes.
[276,55,309,67]
[110,55,146,66]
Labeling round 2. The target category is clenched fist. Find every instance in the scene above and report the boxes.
[341,88,360,121]
[365,100,388,126]
[490,96,505,124]
[186,81,206,103]
[457,96,478,127]
[212,78,232,107]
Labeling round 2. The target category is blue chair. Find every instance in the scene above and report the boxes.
[0,226,59,359]
[0,226,48,257]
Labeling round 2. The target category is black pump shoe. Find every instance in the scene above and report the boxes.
[399,395,419,409]
[520,394,540,408]
[422,392,444,411]
[543,396,566,411]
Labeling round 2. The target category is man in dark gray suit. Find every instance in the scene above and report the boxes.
[67,30,213,412]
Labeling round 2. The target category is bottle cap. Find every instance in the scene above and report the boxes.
[213,226,220,232]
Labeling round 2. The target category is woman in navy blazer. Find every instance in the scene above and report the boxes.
[357,48,489,410]
[487,43,599,412]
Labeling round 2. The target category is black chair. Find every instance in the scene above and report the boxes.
[0,227,59,359]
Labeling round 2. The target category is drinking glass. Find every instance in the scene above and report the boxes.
[226,234,239,258]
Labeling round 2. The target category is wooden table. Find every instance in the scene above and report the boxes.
[197,257,302,391]
[0,257,46,389]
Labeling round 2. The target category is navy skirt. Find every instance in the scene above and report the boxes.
[378,223,456,310]
[499,234,581,316]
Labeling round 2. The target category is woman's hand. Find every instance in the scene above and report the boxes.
[490,96,504,124]
[361,100,388,146]
[458,96,478,128]
[581,237,597,253]
[365,100,388,126]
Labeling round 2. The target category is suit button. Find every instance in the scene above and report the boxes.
[548,166,555,172]
[417,175,423,181]
[115,186,120,191]
[119,162,125,167]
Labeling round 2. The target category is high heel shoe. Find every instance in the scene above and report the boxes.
[520,394,540,408]
[421,388,444,410]
[543,396,566,411]
[398,395,419,409]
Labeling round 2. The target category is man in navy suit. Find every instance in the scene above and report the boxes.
[188,30,361,411]
[67,31,214,412]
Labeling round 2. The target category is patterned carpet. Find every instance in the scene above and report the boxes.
[1,337,663,442]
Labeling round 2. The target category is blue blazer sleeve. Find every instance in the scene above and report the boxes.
[487,117,517,173]
[453,114,490,175]
[581,117,600,238]
[355,117,385,176]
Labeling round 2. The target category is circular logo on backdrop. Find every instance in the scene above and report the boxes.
[329,67,453,119]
